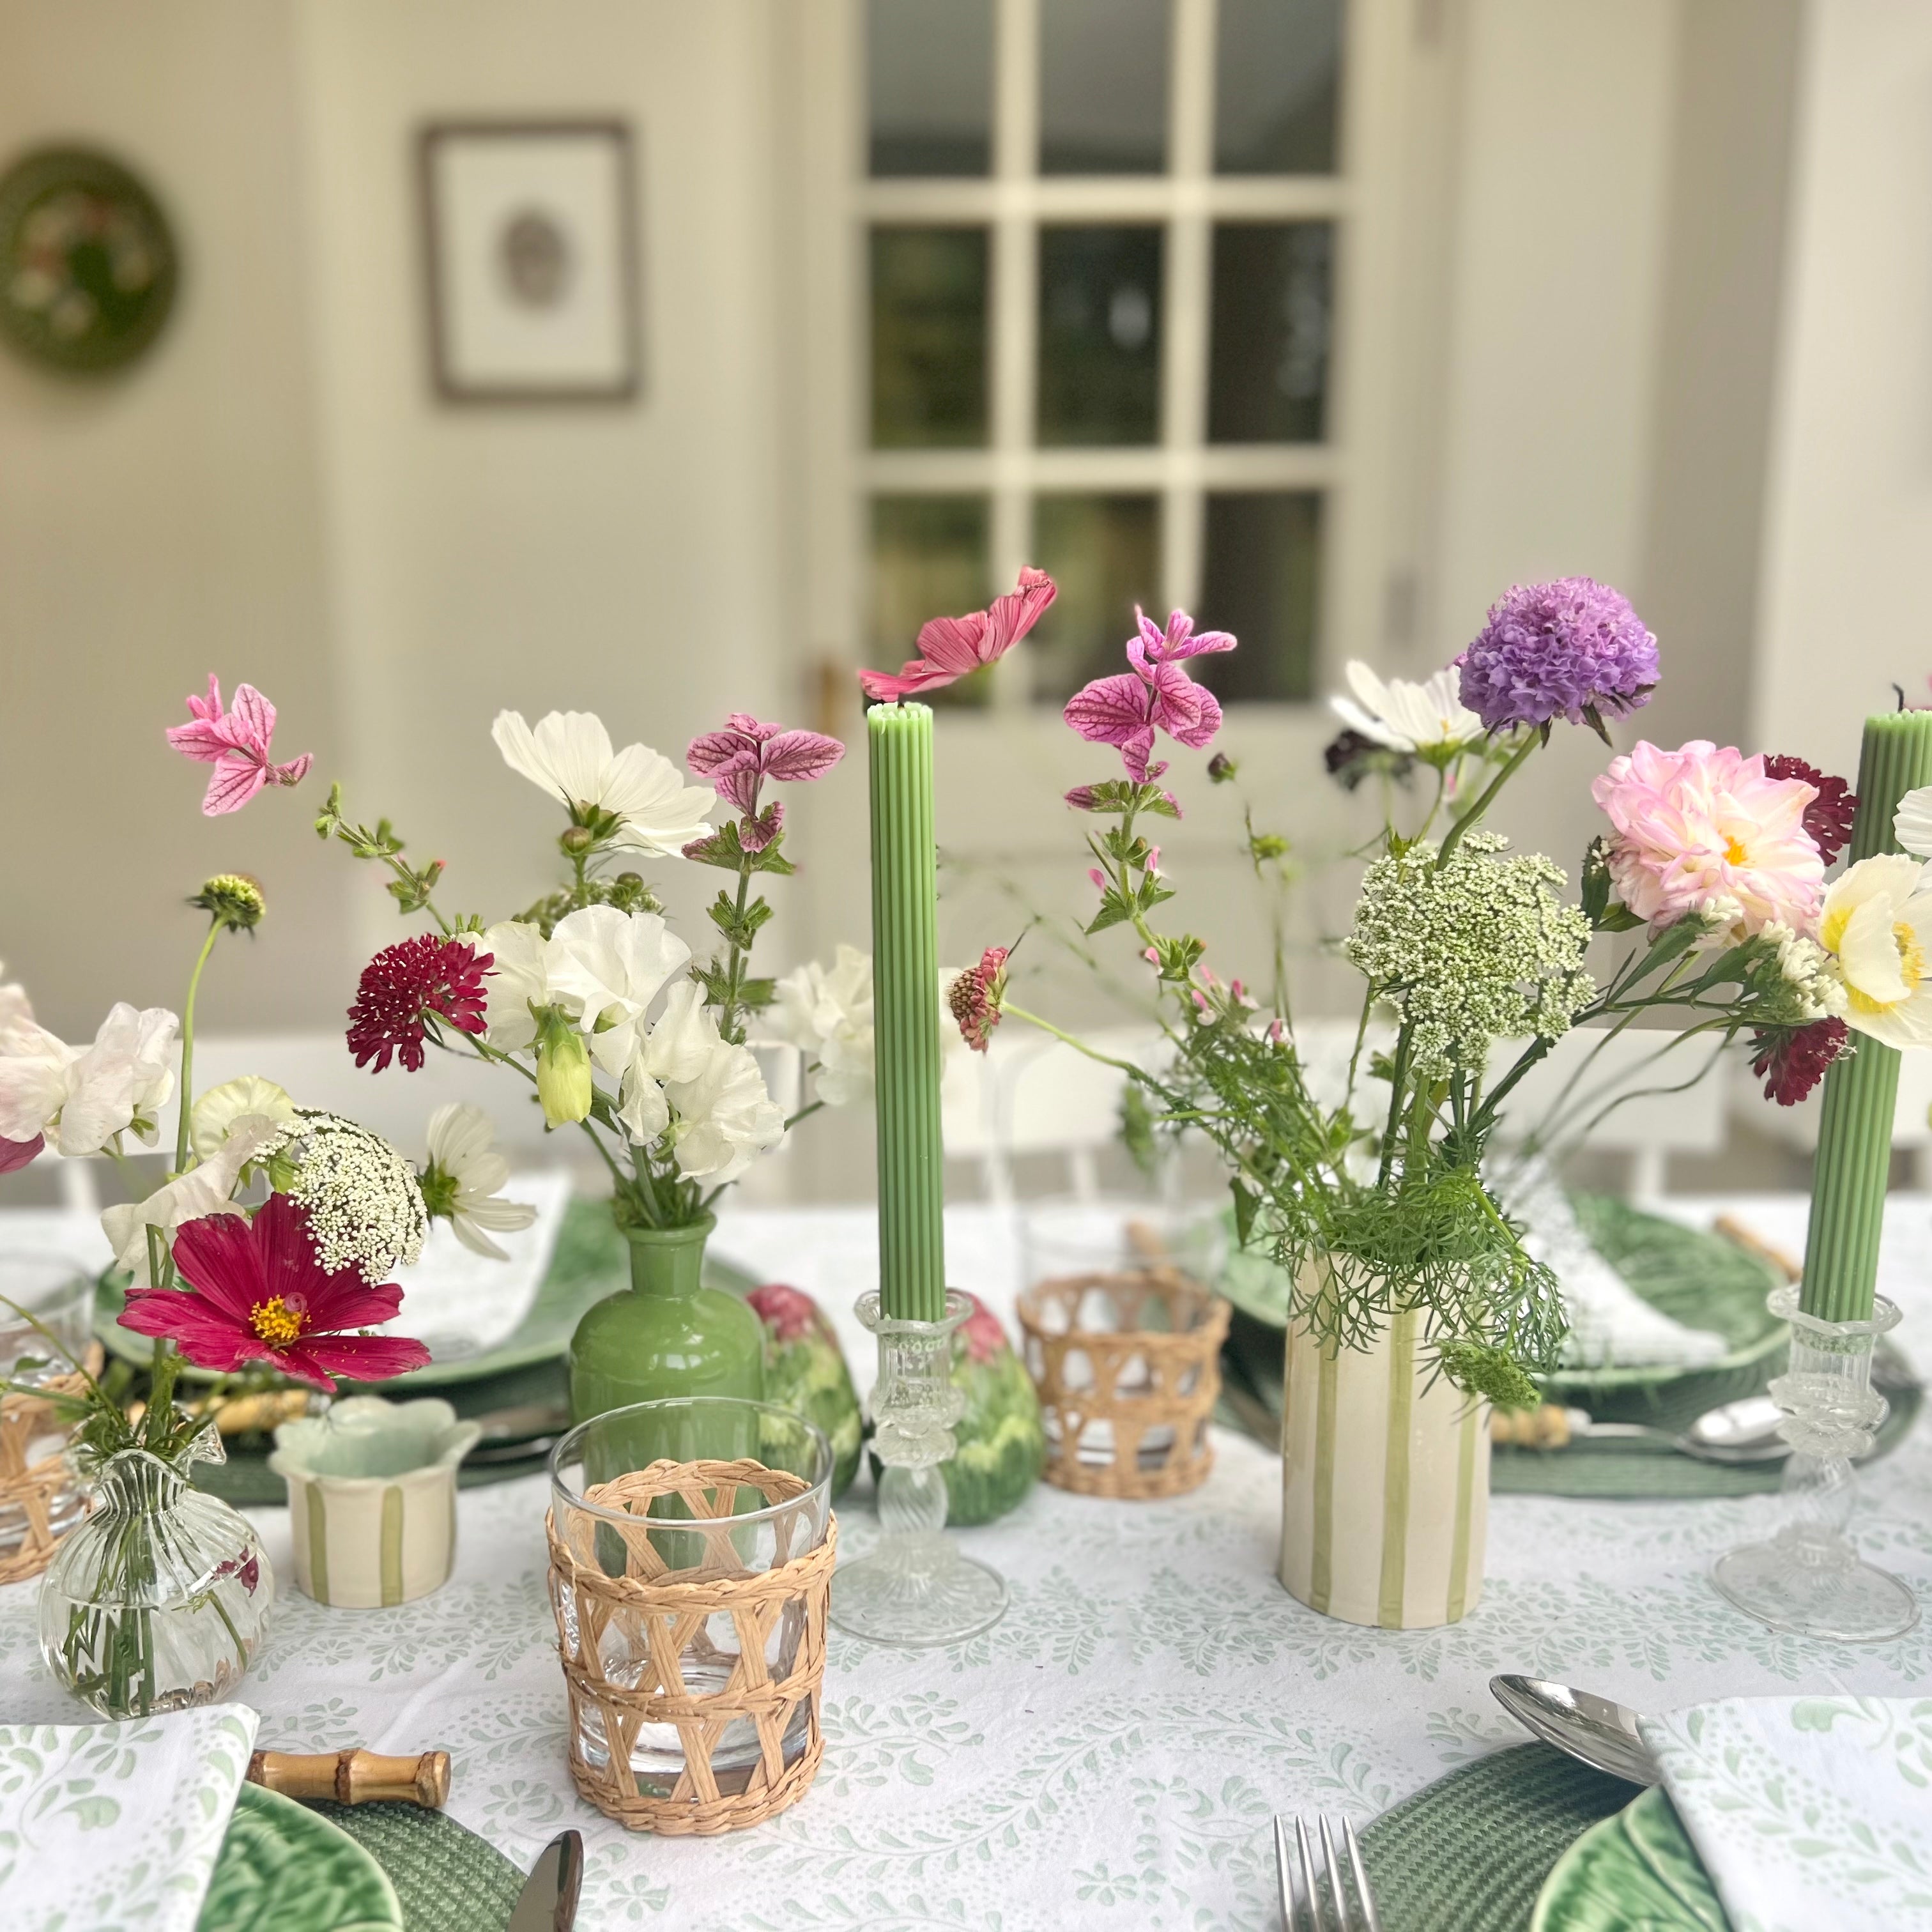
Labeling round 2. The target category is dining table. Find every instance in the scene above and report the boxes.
[3,1190,1928,1931]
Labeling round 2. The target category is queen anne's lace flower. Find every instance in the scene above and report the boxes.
[266,1110,428,1282]
[1762,924,1848,1023]
[1344,834,1595,1075]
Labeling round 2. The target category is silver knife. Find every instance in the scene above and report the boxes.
[507,1829,583,1932]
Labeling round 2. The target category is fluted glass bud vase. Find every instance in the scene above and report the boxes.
[831,1292,1007,1647]
[1711,1287,1918,1643]
[39,1420,275,1718]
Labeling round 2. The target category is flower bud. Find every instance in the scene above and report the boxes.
[559,825,596,857]
[190,873,266,931]
[533,1009,594,1125]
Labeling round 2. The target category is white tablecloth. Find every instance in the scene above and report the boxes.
[3,1194,1929,1931]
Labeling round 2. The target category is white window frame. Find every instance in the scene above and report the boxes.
[787,0,1443,714]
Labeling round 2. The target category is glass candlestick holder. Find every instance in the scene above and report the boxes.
[830,1291,1008,1648]
[1711,1287,1919,1643]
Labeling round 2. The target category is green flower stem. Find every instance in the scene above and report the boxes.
[717,851,756,1043]
[172,919,224,1176]
[1434,733,1538,870]
[999,1004,1147,1078]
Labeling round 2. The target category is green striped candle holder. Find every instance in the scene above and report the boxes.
[271,1397,480,1609]
[1280,1261,1489,1629]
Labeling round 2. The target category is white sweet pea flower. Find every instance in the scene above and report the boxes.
[542,906,692,1078]
[1330,661,1483,755]
[478,921,553,1053]
[492,709,716,856]
[420,1102,539,1261]
[190,1076,298,1162]
[665,1037,785,1183]
[0,1002,179,1155]
[768,948,967,1110]
[1817,854,1932,1048]
[1895,785,1932,882]
[100,1110,285,1284]
[635,979,719,1085]
[0,964,35,1054]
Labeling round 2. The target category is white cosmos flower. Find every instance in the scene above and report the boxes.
[1817,854,1932,1048]
[0,1002,179,1156]
[1895,785,1932,880]
[421,1102,539,1261]
[100,1110,285,1285]
[190,1076,298,1161]
[493,709,716,856]
[542,906,692,1078]
[1330,661,1483,755]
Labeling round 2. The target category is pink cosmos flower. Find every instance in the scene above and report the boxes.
[1590,740,1825,940]
[686,714,845,820]
[118,1192,431,1392]
[165,676,313,816]
[859,567,1058,702]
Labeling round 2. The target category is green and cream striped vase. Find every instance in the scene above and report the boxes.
[283,1464,464,1609]
[1279,1270,1490,1629]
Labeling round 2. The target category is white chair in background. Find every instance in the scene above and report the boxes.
[941,1027,1165,1204]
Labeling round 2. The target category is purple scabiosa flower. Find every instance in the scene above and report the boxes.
[1456,578,1659,739]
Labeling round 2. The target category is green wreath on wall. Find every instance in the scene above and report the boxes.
[0,145,178,376]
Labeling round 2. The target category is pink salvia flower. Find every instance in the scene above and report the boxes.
[686,714,844,818]
[166,675,313,816]
[859,567,1058,702]
[1064,657,1223,781]
[1088,868,1107,891]
[1130,605,1237,668]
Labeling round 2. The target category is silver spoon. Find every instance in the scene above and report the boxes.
[1490,1675,1659,1785]
[1575,1394,1790,1464]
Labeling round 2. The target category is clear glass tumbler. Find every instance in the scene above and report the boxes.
[548,1397,833,1803]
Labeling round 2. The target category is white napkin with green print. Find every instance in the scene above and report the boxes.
[0,1705,260,1932]
[1641,1696,1932,1932]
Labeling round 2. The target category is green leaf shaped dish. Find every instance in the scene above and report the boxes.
[197,1783,402,1932]
[1532,1786,1729,1931]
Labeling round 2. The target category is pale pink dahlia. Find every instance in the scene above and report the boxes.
[1590,740,1825,940]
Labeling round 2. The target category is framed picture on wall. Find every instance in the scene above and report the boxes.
[418,119,640,404]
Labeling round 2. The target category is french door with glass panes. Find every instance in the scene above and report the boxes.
[786,0,1448,1031]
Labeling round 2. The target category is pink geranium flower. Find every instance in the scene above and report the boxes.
[1590,740,1825,940]
[686,714,845,825]
[118,1192,431,1392]
[166,676,313,815]
[859,567,1058,702]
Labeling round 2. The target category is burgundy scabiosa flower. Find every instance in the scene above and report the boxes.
[1456,578,1659,737]
[1749,1018,1851,1107]
[346,934,493,1073]
[119,1192,432,1392]
[948,947,1010,1054]
[1761,755,1857,865]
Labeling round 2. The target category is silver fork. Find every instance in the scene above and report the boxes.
[1274,1814,1382,1931]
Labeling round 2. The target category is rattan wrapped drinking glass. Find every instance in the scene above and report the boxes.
[1016,1267,1230,1499]
[0,1256,99,1587]
[546,1397,835,1836]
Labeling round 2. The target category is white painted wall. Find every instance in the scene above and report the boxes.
[1752,0,1932,785]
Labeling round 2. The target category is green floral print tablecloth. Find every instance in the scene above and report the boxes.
[1,1196,1928,1931]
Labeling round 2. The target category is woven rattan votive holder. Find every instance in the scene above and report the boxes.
[547,1399,835,1836]
[1016,1269,1230,1499]
[0,1342,101,1588]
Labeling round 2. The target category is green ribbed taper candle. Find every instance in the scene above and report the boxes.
[1801,709,1932,1322]
[869,702,946,1322]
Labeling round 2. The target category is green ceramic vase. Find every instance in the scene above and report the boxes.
[566,1214,766,1428]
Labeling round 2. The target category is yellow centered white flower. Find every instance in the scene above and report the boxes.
[1330,661,1482,755]
[1817,854,1932,1048]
